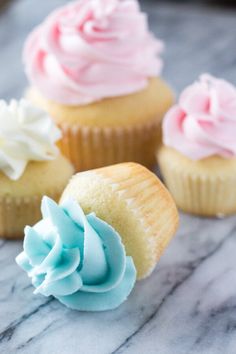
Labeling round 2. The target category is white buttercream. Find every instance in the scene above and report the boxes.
[0,99,61,180]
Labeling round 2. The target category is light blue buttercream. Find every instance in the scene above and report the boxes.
[16,197,136,311]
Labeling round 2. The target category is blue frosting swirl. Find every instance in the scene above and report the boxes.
[16,197,136,311]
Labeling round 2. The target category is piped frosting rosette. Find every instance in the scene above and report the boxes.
[163,74,236,160]
[0,99,61,180]
[24,0,163,105]
[16,197,136,311]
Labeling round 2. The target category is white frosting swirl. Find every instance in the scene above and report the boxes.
[0,99,62,180]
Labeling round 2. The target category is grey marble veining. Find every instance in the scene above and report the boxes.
[1,1,236,354]
[1,215,236,354]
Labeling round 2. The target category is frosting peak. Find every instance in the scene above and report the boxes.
[163,74,236,160]
[0,99,61,180]
[24,0,163,105]
[16,197,136,311]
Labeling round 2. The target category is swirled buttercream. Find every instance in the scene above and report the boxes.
[16,197,136,311]
[24,0,163,105]
[0,99,61,180]
[163,74,236,160]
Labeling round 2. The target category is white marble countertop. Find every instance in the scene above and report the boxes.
[1,1,236,353]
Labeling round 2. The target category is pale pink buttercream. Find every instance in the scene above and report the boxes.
[163,74,236,160]
[24,0,163,105]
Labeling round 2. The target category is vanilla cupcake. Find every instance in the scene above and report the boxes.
[0,99,74,239]
[61,162,179,279]
[24,0,174,171]
[16,162,178,311]
[157,74,236,216]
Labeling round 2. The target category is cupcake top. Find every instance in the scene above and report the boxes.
[24,0,163,106]
[163,74,236,160]
[0,99,61,180]
[16,197,136,311]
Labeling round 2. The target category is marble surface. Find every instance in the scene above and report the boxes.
[1,1,236,354]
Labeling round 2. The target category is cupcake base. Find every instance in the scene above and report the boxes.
[27,78,174,171]
[58,119,162,171]
[157,146,236,217]
[61,162,179,279]
[0,156,74,239]
[0,194,60,239]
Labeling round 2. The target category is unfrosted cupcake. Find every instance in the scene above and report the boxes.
[16,162,178,311]
[0,99,74,239]
[157,74,236,216]
[24,0,174,171]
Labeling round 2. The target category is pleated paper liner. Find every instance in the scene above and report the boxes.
[57,118,162,172]
[158,146,236,217]
[0,192,61,239]
[61,162,179,279]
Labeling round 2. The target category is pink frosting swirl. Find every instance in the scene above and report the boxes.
[163,74,236,160]
[24,0,163,105]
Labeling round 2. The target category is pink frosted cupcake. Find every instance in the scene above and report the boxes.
[24,0,174,171]
[157,74,236,216]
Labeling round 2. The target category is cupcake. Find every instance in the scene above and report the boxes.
[0,99,74,239]
[24,0,174,171]
[16,162,178,311]
[61,162,179,279]
[157,74,236,216]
